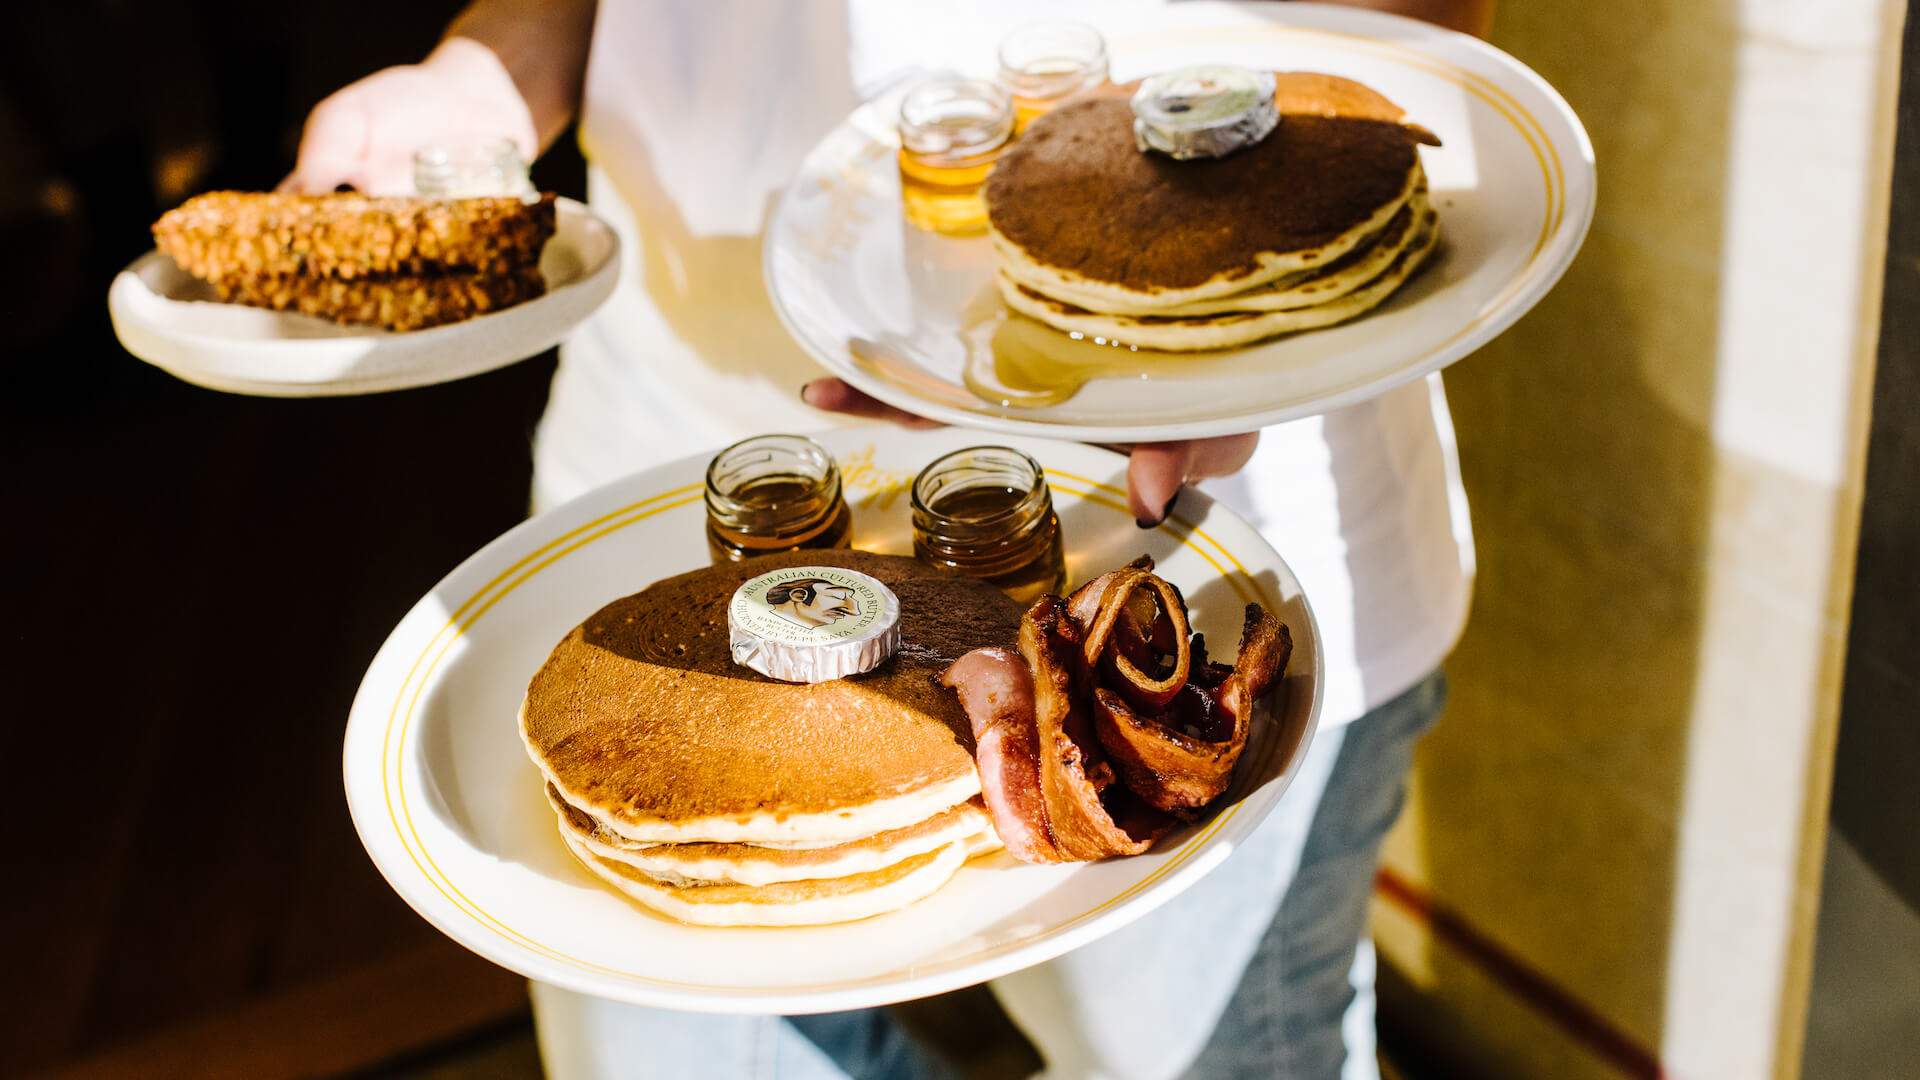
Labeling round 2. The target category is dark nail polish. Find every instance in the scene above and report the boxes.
[1137,490,1179,530]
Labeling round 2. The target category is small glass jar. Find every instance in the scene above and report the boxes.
[997,21,1110,132]
[706,435,854,564]
[911,446,1067,605]
[897,77,1015,236]
[412,139,533,198]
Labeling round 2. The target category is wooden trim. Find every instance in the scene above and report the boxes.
[1375,869,1667,1080]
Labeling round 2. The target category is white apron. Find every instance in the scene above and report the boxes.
[532,4,1475,1073]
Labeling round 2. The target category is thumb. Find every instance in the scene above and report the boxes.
[1126,434,1259,527]
[1127,442,1196,527]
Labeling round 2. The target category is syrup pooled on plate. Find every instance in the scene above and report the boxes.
[958,288,1229,410]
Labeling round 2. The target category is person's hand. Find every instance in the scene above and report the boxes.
[279,37,537,195]
[800,379,1259,527]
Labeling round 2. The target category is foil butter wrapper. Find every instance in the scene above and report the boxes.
[1132,65,1280,160]
[727,566,901,683]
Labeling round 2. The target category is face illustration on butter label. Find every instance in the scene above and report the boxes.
[729,567,889,648]
[764,578,861,630]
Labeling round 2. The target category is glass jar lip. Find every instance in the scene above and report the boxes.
[898,76,1016,158]
[910,445,1050,527]
[412,138,532,198]
[996,20,1110,85]
[705,433,842,510]
[412,137,522,168]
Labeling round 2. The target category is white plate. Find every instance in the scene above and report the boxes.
[765,2,1596,442]
[343,427,1322,1014]
[108,197,619,397]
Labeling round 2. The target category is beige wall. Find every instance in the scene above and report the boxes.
[1373,2,1905,1077]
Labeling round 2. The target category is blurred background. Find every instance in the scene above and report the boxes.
[2,1,564,1075]
[1,1,1913,1078]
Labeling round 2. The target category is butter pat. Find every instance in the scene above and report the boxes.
[727,567,901,683]
[1131,65,1280,160]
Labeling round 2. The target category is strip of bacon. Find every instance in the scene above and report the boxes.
[1066,557,1191,713]
[938,648,1063,863]
[1019,597,1169,861]
[1212,605,1291,746]
[1091,605,1291,811]
[941,600,1173,863]
[942,560,1287,864]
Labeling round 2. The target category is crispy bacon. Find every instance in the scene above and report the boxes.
[1021,597,1169,860]
[1065,558,1191,713]
[1212,608,1291,748]
[942,558,1288,863]
[1091,605,1290,811]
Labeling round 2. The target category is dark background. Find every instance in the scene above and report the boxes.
[0,1,576,1072]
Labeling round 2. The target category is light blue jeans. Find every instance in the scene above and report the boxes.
[533,673,1446,1080]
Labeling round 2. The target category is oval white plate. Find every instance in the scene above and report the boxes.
[108,197,619,397]
[766,2,1596,442]
[343,427,1322,1014]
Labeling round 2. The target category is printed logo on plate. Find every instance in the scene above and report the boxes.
[729,567,887,646]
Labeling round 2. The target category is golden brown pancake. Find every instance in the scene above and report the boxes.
[998,204,1440,351]
[1000,181,1431,319]
[523,551,1024,845]
[985,72,1439,309]
[1269,71,1441,141]
[563,832,987,927]
[551,786,998,886]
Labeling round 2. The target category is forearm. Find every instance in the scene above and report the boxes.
[1318,0,1495,38]
[444,0,596,151]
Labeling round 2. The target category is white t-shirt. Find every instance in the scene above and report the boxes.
[539,0,1474,726]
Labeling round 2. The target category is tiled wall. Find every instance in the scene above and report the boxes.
[1371,2,1905,1077]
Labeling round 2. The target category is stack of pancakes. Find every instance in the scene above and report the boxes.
[984,73,1441,351]
[521,551,1020,926]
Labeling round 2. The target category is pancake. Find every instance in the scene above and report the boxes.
[1268,70,1441,142]
[522,550,1024,846]
[563,832,988,927]
[999,205,1440,352]
[984,72,1438,311]
[1003,181,1431,318]
[552,786,999,886]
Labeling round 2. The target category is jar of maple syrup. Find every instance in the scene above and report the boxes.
[896,77,1015,236]
[997,21,1109,132]
[705,435,854,564]
[911,446,1066,605]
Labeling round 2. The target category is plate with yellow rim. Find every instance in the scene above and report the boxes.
[765,1,1595,441]
[342,426,1321,1013]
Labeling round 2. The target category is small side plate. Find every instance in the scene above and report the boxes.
[108,197,620,397]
